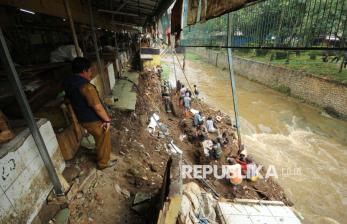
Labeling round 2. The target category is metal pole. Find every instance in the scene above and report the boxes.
[183,47,186,72]
[227,13,242,148]
[0,28,64,196]
[114,33,122,78]
[88,0,108,95]
[63,0,82,57]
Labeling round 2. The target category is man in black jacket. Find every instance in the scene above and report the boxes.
[64,57,116,170]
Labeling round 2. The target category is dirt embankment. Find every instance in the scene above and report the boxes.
[37,67,291,224]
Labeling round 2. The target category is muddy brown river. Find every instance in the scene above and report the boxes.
[164,55,347,224]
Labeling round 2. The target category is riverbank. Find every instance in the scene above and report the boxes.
[34,65,293,223]
[187,47,347,120]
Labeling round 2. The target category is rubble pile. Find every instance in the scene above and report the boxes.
[178,182,218,224]
[36,66,292,223]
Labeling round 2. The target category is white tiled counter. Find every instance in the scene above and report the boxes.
[0,119,65,224]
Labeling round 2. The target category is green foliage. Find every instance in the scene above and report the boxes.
[275,51,288,60]
[182,0,346,49]
[234,49,347,84]
[309,54,317,60]
[161,62,171,81]
[255,49,268,56]
[274,85,291,95]
[239,48,252,54]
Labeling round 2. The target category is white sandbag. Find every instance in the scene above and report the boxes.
[147,113,160,133]
[190,108,199,115]
[202,140,213,157]
[168,141,183,154]
[50,45,83,62]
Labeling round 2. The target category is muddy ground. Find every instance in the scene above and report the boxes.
[36,67,292,224]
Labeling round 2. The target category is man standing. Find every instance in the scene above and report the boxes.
[64,57,116,170]
[183,92,191,117]
[194,85,199,98]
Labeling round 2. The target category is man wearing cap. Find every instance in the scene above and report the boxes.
[64,57,116,170]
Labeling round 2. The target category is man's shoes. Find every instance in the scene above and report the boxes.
[98,159,117,170]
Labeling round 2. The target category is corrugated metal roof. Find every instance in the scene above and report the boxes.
[93,0,175,26]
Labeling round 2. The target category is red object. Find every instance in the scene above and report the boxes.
[238,160,247,175]
[166,26,171,45]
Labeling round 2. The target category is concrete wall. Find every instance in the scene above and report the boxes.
[188,47,347,119]
[91,50,129,97]
[0,119,65,224]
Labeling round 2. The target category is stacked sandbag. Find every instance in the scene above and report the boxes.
[178,182,217,224]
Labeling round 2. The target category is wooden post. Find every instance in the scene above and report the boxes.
[63,0,82,57]
[88,0,109,96]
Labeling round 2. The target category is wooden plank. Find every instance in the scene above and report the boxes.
[66,103,83,141]
[0,110,14,143]
[56,125,80,160]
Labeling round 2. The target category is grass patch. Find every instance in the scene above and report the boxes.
[185,52,201,61]
[161,61,171,81]
[274,85,291,95]
[234,50,347,84]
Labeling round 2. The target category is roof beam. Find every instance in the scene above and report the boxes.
[116,0,128,12]
[98,9,139,17]
[154,0,175,18]
[0,0,114,30]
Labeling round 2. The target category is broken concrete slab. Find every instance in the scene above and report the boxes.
[109,72,139,111]
[121,189,131,198]
[79,168,97,193]
[114,182,131,198]
[125,71,140,85]
[62,166,81,182]
[133,192,152,205]
[66,181,79,201]
[131,192,153,215]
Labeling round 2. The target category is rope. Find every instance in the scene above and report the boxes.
[161,43,206,114]
[172,49,206,114]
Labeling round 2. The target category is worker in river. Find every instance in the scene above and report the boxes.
[179,84,187,107]
[176,80,182,95]
[206,116,218,133]
[64,57,116,170]
[194,84,200,99]
[183,92,191,117]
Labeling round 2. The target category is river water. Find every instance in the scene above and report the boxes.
[164,55,347,224]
